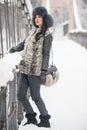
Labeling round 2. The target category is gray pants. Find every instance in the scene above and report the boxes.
[17,73,48,116]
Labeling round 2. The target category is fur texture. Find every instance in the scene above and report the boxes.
[45,71,59,87]
[32,6,54,28]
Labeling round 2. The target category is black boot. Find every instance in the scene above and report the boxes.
[23,112,37,125]
[37,114,51,128]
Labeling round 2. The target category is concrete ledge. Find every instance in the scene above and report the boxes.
[68,31,87,48]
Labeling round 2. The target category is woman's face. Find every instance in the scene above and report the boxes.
[35,15,43,27]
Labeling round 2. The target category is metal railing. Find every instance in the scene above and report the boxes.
[0,0,32,130]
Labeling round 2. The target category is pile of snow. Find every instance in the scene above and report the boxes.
[0,52,22,87]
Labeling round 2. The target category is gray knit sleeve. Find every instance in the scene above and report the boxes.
[41,34,52,71]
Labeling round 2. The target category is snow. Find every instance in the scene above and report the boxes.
[0,52,22,86]
[0,37,87,130]
[19,37,87,130]
[26,0,33,18]
[69,28,87,33]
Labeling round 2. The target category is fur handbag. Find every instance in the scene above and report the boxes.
[44,41,59,86]
[45,65,59,87]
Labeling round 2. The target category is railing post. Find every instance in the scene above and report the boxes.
[0,87,7,130]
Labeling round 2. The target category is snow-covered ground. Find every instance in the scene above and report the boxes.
[0,37,87,130]
[19,37,87,130]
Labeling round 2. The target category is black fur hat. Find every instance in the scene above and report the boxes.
[32,6,54,28]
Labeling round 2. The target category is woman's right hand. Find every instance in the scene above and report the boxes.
[9,47,15,53]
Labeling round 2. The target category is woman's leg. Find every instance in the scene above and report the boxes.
[28,75,48,116]
[17,73,37,125]
[17,73,34,114]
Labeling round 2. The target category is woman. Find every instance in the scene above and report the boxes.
[9,6,54,128]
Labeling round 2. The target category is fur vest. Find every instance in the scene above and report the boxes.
[21,27,53,76]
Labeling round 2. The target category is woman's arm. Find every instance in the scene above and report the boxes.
[41,34,52,71]
[9,40,25,53]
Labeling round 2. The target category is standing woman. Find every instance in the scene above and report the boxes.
[9,6,54,128]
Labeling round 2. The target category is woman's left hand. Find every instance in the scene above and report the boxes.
[40,71,46,85]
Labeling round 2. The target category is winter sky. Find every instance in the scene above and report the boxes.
[0,36,87,130]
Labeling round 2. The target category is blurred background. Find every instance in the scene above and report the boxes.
[0,1,87,130]
[0,0,87,57]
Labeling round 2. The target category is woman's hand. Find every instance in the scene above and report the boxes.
[40,71,46,85]
[9,47,15,53]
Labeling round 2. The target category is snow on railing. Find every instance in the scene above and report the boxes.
[25,0,33,19]
[0,52,22,130]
